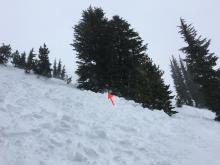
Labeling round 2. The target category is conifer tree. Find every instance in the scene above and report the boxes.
[25,48,36,73]
[34,44,52,77]
[139,56,176,115]
[61,65,66,80]
[11,50,21,67]
[179,57,205,107]
[11,50,26,69]
[57,59,62,79]
[170,56,192,106]
[53,59,57,78]
[170,59,183,107]
[0,43,12,64]
[108,15,175,114]
[107,15,147,98]
[73,6,111,91]
[73,7,175,115]
[179,18,220,120]
[20,52,26,69]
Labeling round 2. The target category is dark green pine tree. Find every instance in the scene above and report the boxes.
[107,15,147,98]
[34,44,52,78]
[57,59,62,79]
[170,56,193,106]
[0,43,12,64]
[20,52,26,69]
[53,59,57,78]
[108,15,176,114]
[12,50,26,69]
[179,18,220,120]
[179,56,205,107]
[72,6,111,92]
[73,6,175,115]
[61,65,66,80]
[170,59,183,107]
[139,56,176,115]
[25,48,36,73]
[11,50,21,67]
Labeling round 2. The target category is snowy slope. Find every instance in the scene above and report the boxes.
[0,65,220,165]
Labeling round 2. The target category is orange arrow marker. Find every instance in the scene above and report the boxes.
[108,92,115,106]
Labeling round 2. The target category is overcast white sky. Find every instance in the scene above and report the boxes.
[1,0,220,91]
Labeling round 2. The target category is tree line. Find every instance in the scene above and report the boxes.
[72,7,220,120]
[1,6,220,120]
[0,43,70,83]
[170,19,220,121]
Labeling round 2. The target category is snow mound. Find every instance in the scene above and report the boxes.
[0,65,220,165]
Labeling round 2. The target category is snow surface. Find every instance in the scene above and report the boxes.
[0,65,220,165]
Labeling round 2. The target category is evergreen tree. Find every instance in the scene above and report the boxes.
[73,7,175,115]
[138,56,176,115]
[109,22,177,114]
[170,56,193,106]
[34,44,52,77]
[11,50,26,69]
[170,59,183,107]
[0,43,12,64]
[179,18,220,120]
[73,6,111,91]
[53,59,57,78]
[11,50,21,67]
[20,52,26,69]
[107,15,147,98]
[179,56,205,107]
[57,59,62,79]
[25,48,36,73]
[61,65,66,80]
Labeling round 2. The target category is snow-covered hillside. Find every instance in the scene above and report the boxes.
[0,66,220,165]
